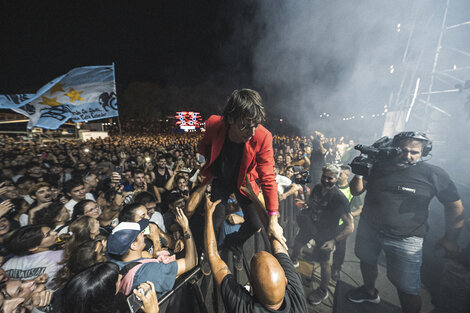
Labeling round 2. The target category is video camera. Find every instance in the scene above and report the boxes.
[349,136,401,177]
[293,170,312,185]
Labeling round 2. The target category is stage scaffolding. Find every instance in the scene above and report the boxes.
[383,0,470,147]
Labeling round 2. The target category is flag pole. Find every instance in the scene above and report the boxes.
[112,62,123,143]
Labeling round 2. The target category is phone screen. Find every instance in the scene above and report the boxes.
[127,293,142,313]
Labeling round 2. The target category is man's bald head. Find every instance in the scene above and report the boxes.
[250,251,287,307]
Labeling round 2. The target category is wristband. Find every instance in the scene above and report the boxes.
[184,231,191,240]
[268,211,279,216]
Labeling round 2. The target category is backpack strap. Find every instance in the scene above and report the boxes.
[119,261,141,277]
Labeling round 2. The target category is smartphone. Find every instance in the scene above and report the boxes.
[197,154,205,164]
[127,288,147,313]
[127,293,143,313]
[114,166,123,175]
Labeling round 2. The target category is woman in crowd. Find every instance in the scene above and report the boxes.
[71,199,100,221]
[54,239,106,289]
[61,215,101,261]
[33,201,70,236]
[59,262,159,313]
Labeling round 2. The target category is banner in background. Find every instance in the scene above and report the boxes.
[0,64,118,129]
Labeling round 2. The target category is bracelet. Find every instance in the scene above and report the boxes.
[184,231,191,240]
[268,211,279,216]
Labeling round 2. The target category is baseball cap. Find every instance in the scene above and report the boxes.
[106,219,149,256]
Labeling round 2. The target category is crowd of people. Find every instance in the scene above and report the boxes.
[0,89,467,313]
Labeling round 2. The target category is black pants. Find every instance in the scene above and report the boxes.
[332,236,346,270]
[211,182,263,253]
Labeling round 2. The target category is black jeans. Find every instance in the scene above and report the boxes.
[211,181,263,253]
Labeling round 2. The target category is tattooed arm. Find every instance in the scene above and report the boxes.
[204,195,231,287]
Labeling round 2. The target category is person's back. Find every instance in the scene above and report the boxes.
[220,251,307,313]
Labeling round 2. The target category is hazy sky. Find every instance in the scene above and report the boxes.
[1,0,469,141]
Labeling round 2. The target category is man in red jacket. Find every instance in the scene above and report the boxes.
[198,89,285,258]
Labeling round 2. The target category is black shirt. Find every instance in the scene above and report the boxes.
[211,136,244,199]
[154,168,171,188]
[220,253,308,313]
[308,184,350,239]
[362,162,460,238]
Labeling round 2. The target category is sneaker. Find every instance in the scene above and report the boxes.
[347,286,380,304]
[308,287,328,305]
[331,268,341,282]
[293,261,300,268]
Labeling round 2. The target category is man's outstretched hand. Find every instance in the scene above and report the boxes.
[204,193,221,217]
[241,176,288,250]
[268,215,288,250]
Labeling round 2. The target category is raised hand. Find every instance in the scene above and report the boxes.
[204,193,221,217]
[174,207,189,232]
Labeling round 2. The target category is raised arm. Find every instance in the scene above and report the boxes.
[174,208,197,276]
[185,182,207,218]
[349,175,366,196]
[269,216,288,256]
[240,177,288,250]
[204,195,231,287]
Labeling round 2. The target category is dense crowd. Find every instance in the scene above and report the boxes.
[5,123,467,313]
[0,129,363,313]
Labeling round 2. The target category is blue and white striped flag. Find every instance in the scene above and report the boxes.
[0,64,118,129]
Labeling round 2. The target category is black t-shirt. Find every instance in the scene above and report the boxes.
[362,162,460,238]
[211,136,244,199]
[307,184,350,239]
[220,253,308,313]
[154,168,171,188]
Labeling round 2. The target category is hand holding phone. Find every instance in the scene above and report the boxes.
[127,281,159,313]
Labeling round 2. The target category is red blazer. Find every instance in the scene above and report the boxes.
[198,115,278,214]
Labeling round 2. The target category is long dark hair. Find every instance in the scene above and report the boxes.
[72,199,95,221]
[54,240,103,289]
[61,216,96,261]
[61,262,125,313]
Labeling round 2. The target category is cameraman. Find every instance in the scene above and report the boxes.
[347,132,465,313]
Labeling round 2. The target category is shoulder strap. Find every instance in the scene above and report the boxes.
[119,261,141,277]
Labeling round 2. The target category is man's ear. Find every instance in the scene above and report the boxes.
[31,194,37,200]
[129,240,139,251]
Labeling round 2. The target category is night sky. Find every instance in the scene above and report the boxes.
[1,0,469,137]
[0,1,253,92]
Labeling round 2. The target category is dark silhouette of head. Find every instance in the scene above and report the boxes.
[250,251,287,308]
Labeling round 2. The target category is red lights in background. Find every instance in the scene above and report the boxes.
[175,111,203,130]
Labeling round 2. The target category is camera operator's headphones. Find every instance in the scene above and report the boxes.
[391,131,432,157]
